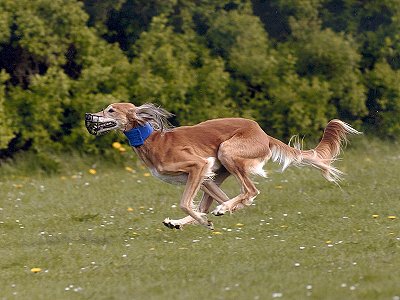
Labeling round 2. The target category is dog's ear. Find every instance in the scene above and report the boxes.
[135,103,174,131]
[126,108,142,127]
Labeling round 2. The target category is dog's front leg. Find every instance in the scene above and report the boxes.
[164,177,231,229]
[163,159,214,230]
[178,169,213,228]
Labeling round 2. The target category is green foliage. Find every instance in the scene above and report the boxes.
[291,26,367,118]
[366,61,400,138]
[0,71,14,149]
[207,9,276,85]
[267,74,334,138]
[0,7,11,43]
[321,0,400,69]
[1,0,400,161]
[206,6,338,138]
[0,0,131,156]
[130,15,235,124]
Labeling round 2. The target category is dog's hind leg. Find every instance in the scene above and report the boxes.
[212,135,269,216]
[211,173,259,216]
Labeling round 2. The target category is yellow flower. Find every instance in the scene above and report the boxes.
[119,147,127,152]
[275,185,283,189]
[125,166,134,172]
[143,172,151,177]
[372,214,379,218]
[112,142,122,149]
[325,240,332,244]
[127,207,134,212]
[88,169,97,175]
[388,216,397,220]
[212,231,222,235]
[30,268,42,273]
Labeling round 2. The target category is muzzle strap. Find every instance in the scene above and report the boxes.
[124,123,154,147]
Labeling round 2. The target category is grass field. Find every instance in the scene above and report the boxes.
[1,137,399,300]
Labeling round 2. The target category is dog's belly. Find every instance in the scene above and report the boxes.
[149,157,222,185]
[150,169,188,185]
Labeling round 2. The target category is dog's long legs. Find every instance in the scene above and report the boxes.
[163,172,230,229]
[199,171,230,212]
[162,157,214,229]
[212,136,269,216]
[212,171,259,216]
[201,181,230,206]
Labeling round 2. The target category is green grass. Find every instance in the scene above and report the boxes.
[1,137,400,300]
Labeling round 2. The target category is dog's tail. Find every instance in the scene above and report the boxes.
[269,119,362,183]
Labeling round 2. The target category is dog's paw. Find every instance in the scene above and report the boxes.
[212,202,245,216]
[206,220,214,230]
[162,218,183,230]
[212,204,228,216]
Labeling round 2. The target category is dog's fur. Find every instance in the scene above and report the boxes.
[86,102,361,229]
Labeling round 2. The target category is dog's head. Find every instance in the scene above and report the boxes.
[85,103,173,136]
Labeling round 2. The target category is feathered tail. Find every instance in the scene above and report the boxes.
[269,120,362,183]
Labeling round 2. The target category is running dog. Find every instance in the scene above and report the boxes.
[85,102,361,229]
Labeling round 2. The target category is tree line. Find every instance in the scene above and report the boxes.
[0,0,399,159]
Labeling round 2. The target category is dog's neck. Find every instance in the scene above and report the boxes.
[124,123,154,147]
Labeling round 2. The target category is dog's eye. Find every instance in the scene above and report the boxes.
[108,108,115,113]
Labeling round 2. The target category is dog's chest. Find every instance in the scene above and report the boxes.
[149,169,188,185]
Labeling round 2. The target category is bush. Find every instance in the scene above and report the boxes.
[0,0,399,164]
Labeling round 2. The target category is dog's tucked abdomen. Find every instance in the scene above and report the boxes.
[149,168,188,185]
[149,157,221,185]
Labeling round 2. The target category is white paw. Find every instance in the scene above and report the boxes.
[162,215,198,229]
[242,195,256,206]
[162,218,184,229]
[212,204,229,216]
[163,214,214,230]
[212,201,247,215]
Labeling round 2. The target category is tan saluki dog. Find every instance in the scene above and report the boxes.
[85,103,361,229]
